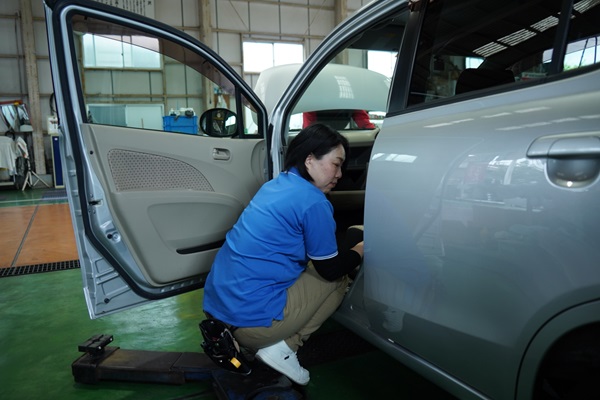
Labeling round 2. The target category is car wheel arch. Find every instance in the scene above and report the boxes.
[517,301,600,399]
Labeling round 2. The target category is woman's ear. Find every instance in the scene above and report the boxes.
[305,153,313,168]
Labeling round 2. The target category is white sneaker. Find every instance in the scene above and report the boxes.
[256,340,310,385]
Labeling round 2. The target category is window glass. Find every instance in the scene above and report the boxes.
[287,11,407,133]
[564,0,600,70]
[408,0,600,107]
[243,41,304,73]
[71,14,261,137]
[288,56,390,132]
[563,39,599,70]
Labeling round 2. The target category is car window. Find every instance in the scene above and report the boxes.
[288,11,407,133]
[279,10,407,196]
[69,13,261,138]
[408,0,600,107]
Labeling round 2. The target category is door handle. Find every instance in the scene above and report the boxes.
[527,133,600,188]
[527,133,600,158]
[212,148,230,161]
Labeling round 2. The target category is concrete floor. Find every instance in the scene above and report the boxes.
[0,187,456,399]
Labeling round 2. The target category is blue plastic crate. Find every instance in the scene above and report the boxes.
[163,115,198,134]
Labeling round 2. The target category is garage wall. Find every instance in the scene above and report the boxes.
[154,0,372,86]
[0,0,371,174]
[0,1,53,119]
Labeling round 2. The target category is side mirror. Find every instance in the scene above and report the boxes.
[200,108,238,137]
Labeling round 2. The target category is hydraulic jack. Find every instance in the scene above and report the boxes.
[72,334,303,400]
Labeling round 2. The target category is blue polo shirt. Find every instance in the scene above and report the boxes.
[203,168,338,327]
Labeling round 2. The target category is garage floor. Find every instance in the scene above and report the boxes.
[0,187,456,400]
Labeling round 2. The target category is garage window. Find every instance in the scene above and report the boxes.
[367,50,397,78]
[83,34,161,69]
[243,41,304,73]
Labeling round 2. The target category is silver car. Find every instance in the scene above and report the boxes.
[44,0,600,398]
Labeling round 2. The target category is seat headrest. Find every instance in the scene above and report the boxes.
[455,68,515,95]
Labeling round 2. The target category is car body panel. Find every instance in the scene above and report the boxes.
[338,69,600,399]
[517,300,600,398]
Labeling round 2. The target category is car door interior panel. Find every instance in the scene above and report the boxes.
[80,123,265,285]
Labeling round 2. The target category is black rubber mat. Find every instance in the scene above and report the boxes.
[0,259,80,278]
[41,189,67,201]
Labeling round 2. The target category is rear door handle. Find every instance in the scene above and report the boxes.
[527,133,600,188]
[527,133,600,158]
[212,148,230,161]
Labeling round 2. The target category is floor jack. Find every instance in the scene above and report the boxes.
[72,334,304,400]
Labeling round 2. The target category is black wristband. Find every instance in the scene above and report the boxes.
[345,227,364,249]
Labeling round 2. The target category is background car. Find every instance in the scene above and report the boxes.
[255,62,389,211]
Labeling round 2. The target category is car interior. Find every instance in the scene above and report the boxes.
[408,0,600,107]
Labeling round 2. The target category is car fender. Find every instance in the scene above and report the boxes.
[517,300,600,399]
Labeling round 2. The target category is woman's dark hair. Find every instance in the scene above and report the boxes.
[283,123,350,182]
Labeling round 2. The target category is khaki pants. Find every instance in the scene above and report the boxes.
[233,263,350,353]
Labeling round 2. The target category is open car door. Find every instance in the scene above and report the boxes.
[44,0,270,318]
